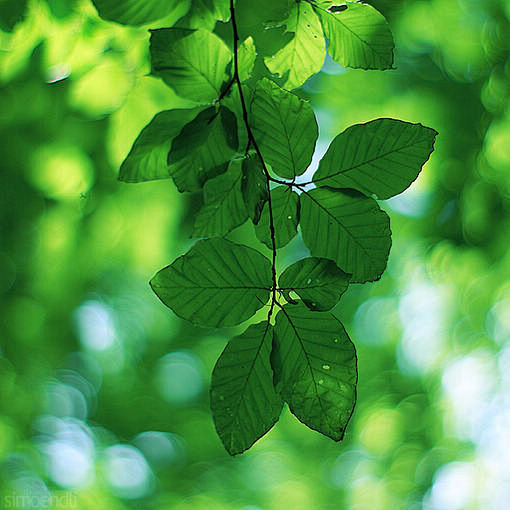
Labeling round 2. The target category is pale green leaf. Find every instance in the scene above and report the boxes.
[238,37,257,82]
[92,0,186,25]
[150,238,272,327]
[193,159,248,237]
[278,257,351,311]
[313,118,438,199]
[255,186,299,249]
[265,2,325,89]
[211,321,283,455]
[150,28,231,103]
[317,1,394,70]
[273,303,357,441]
[300,187,391,283]
[118,108,200,183]
[251,79,318,179]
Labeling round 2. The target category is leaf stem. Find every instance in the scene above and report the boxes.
[229,0,278,320]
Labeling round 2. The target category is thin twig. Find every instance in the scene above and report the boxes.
[229,0,279,321]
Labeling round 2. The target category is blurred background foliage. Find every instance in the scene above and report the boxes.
[0,0,509,508]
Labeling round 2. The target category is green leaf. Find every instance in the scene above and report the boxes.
[313,118,438,199]
[168,106,238,192]
[150,238,272,328]
[265,2,326,90]
[251,79,318,179]
[278,257,351,311]
[149,28,231,103]
[178,0,229,30]
[300,188,391,283]
[242,153,268,225]
[211,321,283,455]
[118,108,201,183]
[193,159,248,237]
[92,0,186,25]
[238,37,257,82]
[0,0,28,31]
[273,303,357,441]
[255,186,299,249]
[317,1,394,70]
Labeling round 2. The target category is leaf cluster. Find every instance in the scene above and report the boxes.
[92,0,437,454]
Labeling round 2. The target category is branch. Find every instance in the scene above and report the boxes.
[229,0,279,320]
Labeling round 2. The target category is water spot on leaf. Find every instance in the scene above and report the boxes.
[322,364,331,370]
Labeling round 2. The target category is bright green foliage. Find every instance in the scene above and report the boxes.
[255,186,300,248]
[314,118,438,199]
[316,1,394,70]
[104,0,437,455]
[91,0,185,25]
[265,1,326,89]
[193,159,248,237]
[150,238,272,328]
[238,37,257,82]
[118,108,200,183]
[168,106,238,192]
[300,188,391,283]
[273,303,357,441]
[210,322,283,455]
[149,28,231,103]
[251,79,318,179]
[278,257,351,311]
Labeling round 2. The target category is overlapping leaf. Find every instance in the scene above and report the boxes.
[168,106,238,192]
[255,186,300,249]
[118,108,200,183]
[150,238,272,328]
[265,2,326,89]
[150,28,231,103]
[300,188,391,283]
[180,0,230,30]
[193,159,248,237]
[251,79,318,179]
[279,257,351,311]
[242,153,268,225]
[211,322,283,455]
[316,1,394,70]
[273,303,357,441]
[92,0,187,25]
[314,118,438,199]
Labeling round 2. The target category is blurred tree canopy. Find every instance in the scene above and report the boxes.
[0,0,509,509]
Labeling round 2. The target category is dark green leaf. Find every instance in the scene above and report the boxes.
[278,257,351,311]
[265,2,326,89]
[92,0,187,25]
[0,0,28,31]
[242,153,268,225]
[118,108,201,183]
[317,1,394,70]
[300,188,391,283]
[149,28,231,103]
[251,79,318,179]
[211,321,283,455]
[255,186,299,249]
[168,106,238,192]
[235,0,293,57]
[193,159,248,237]
[273,303,357,441]
[150,238,272,327]
[314,118,438,199]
